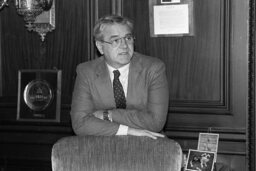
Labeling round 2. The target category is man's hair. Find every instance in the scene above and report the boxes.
[93,14,134,41]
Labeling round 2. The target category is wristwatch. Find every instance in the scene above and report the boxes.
[103,110,110,121]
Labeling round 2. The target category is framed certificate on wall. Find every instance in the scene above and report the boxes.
[17,70,61,122]
[149,0,194,37]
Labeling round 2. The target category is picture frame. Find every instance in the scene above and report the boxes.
[161,0,181,4]
[198,133,219,152]
[185,149,215,171]
[197,133,219,162]
[149,0,194,37]
[17,69,61,122]
[161,0,180,4]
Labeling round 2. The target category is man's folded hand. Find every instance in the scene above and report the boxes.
[127,127,165,139]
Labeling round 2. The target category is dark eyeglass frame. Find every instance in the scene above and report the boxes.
[100,34,135,48]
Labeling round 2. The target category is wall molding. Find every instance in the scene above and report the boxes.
[0,17,2,96]
[111,0,123,15]
[112,0,232,116]
[88,0,98,61]
[165,126,246,156]
[170,0,232,116]
[248,0,256,170]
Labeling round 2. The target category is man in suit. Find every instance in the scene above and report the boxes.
[70,14,169,139]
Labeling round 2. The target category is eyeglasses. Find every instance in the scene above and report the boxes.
[101,34,135,48]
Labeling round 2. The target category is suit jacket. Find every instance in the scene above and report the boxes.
[70,52,169,136]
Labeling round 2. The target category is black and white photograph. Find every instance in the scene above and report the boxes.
[185,150,215,171]
[198,133,219,153]
[0,0,253,170]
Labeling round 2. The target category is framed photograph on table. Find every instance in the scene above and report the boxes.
[198,133,219,152]
[17,70,61,122]
[185,149,215,171]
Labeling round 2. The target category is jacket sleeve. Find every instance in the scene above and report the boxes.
[70,65,120,136]
[111,61,169,132]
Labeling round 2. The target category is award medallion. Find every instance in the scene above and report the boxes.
[23,79,53,111]
[17,70,61,122]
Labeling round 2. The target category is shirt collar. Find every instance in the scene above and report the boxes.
[106,63,130,76]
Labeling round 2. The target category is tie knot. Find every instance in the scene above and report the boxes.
[113,70,120,78]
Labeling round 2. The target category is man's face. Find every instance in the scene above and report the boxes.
[96,23,134,69]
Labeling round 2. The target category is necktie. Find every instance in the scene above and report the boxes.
[113,70,126,109]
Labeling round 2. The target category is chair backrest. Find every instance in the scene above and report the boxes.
[51,136,182,171]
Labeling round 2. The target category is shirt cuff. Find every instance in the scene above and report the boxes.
[116,124,128,135]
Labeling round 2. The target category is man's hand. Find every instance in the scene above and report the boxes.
[92,110,104,120]
[127,127,165,139]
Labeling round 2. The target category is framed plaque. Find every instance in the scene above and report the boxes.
[17,70,61,122]
[149,0,194,37]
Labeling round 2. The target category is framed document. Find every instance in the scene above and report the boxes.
[197,133,219,162]
[17,70,61,122]
[198,133,219,153]
[149,0,194,37]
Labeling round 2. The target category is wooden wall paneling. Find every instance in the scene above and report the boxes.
[111,0,123,15]
[0,0,109,102]
[122,0,226,106]
[97,0,113,18]
[121,0,247,131]
[0,0,118,119]
[0,0,94,121]
[120,0,248,170]
[0,0,105,170]
[0,124,73,170]
[91,0,113,59]
[46,0,92,102]
[1,2,40,97]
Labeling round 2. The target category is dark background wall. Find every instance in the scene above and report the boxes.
[0,0,249,170]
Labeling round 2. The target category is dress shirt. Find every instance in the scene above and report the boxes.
[106,63,130,135]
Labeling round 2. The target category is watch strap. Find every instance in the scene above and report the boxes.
[103,110,110,121]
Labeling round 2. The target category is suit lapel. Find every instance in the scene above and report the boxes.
[127,53,143,107]
[94,59,116,108]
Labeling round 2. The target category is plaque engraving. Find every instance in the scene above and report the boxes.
[17,70,61,122]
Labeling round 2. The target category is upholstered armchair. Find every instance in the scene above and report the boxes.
[51,135,182,171]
